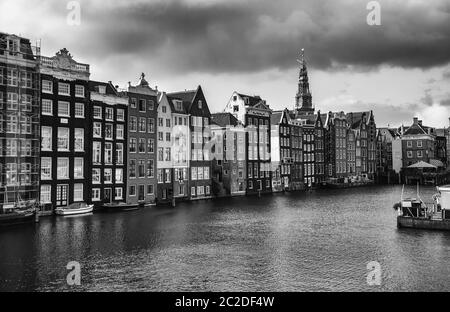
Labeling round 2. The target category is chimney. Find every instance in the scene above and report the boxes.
[413,117,418,125]
[401,124,404,135]
[418,120,422,126]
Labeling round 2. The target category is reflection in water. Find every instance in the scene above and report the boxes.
[1,185,450,291]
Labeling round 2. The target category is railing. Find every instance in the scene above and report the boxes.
[39,56,89,72]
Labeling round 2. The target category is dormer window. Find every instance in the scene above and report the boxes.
[98,86,106,94]
[244,98,249,104]
[8,39,19,54]
[198,100,202,109]
[233,95,237,101]
[233,105,239,112]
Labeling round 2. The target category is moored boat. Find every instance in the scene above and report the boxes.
[395,184,450,231]
[0,208,36,227]
[102,202,139,212]
[55,202,94,216]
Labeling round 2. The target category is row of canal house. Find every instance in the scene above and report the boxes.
[0,32,383,213]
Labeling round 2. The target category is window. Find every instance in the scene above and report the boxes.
[147,160,154,178]
[57,128,70,151]
[129,138,137,153]
[75,103,84,118]
[206,186,210,195]
[58,83,70,96]
[116,143,124,164]
[147,139,154,153]
[198,100,202,109]
[74,128,84,151]
[42,80,53,93]
[166,132,171,142]
[191,187,196,196]
[139,99,146,112]
[6,115,17,133]
[407,141,412,148]
[93,141,102,163]
[74,158,84,179]
[139,138,146,153]
[105,107,114,121]
[158,132,163,141]
[131,98,137,108]
[148,100,154,110]
[93,106,102,119]
[148,118,155,133]
[115,168,123,183]
[197,186,204,196]
[165,148,171,161]
[105,143,113,164]
[74,184,83,201]
[129,159,136,178]
[98,86,106,94]
[93,122,102,138]
[129,185,136,196]
[7,92,18,110]
[198,167,204,180]
[417,140,423,148]
[75,85,84,98]
[139,118,146,132]
[407,151,413,158]
[41,157,52,180]
[117,109,125,121]
[42,99,53,115]
[40,185,51,203]
[41,126,52,150]
[138,185,145,201]
[57,158,69,179]
[165,169,171,183]
[130,117,137,132]
[204,167,210,180]
[138,160,145,178]
[147,184,154,195]
[105,124,113,140]
[157,169,163,183]
[417,151,423,158]
[104,168,112,183]
[92,168,101,184]
[58,101,70,117]
[116,124,124,139]
[115,187,123,200]
[191,167,197,180]
[92,188,101,201]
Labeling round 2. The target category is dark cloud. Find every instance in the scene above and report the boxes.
[440,98,450,106]
[420,90,434,106]
[44,0,450,74]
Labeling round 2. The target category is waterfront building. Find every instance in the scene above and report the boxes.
[125,73,157,206]
[325,111,348,180]
[168,86,212,200]
[210,112,246,197]
[89,81,128,206]
[270,109,292,192]
[224,92,272,195]
[39,48,91,211]
[300,121,315,187]
[156,92,174,204]
[377,128,399,183]
[347,128,357,177]
[167,93,190,201]
[289,117,304,190]
[0,33,40,211]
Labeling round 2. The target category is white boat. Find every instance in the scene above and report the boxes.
[55,202,94,216]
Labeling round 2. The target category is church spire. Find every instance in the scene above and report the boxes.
[295,48,314,114]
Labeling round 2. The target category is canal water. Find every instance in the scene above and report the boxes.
[1,185,450,292]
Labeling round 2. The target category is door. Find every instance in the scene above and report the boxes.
[56,184,68,206]
[104,188,112,203]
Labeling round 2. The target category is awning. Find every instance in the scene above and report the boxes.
[407,161,437,169]
[430,159,445,167]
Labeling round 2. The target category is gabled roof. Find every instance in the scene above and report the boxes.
[270,111,284,125]
[166,94,189,114]
[167,85,205,113]
[211,112,239,127]
[403,123,428,135]
[89,80,120,96]
[236,93,264,107]
[347,111,371,129]
[408,161,436,169]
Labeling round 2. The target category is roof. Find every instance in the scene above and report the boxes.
[89,80,119,95]
[211,112,239,127]
[407,161,436,169]
[167,86,203,113]
[166,94,188,114]
[430,159,445,167]
[236,93,265,107]
[346,111,371,129]
[270,111,284,125]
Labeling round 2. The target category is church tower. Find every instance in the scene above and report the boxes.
[295,49,314,115]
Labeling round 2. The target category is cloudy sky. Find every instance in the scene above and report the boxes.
[1,0,449,127]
